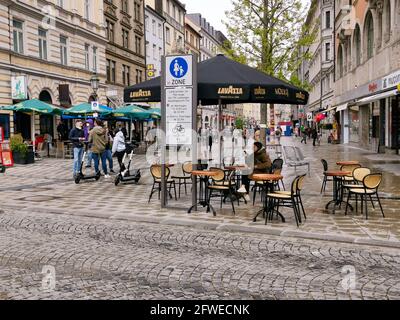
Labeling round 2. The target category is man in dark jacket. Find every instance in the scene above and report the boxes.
[241,142,272,201]
[69,120,85,178]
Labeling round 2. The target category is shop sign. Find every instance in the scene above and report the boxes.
[383,70,400,90]
[11,76,27,100]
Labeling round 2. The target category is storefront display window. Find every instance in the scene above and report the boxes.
[0,114,10,139]
[349,106,359,143]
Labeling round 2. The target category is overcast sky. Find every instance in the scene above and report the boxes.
[182,0,233,35]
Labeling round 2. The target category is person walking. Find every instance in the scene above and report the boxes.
[311,127,318,146]
[84,120,94,168]
[112,128,127,171]
[105,129,115,174]
[208,126,213,153]
[300,125,307,144]
[68,120,85,179]
[275,126,282,145]
[89,119,110,179]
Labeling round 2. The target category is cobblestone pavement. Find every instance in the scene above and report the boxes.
[0,137,399,248]
[0,209,399,300]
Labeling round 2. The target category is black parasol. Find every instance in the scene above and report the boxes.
[124,54,309,105]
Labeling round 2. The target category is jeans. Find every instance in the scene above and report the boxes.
[86,150,93,166]
[73,147,84,176]
[115,151,125,170]
[92,152,108,175]
[105,149,113,171]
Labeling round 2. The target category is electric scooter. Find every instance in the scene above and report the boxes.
[114,143,141,186]
[75,144,101,184]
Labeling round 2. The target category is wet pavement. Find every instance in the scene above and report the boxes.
[0,136,399,248]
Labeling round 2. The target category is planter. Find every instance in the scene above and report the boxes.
[12,151,35,165]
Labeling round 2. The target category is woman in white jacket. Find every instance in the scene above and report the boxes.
[112,129,126,170]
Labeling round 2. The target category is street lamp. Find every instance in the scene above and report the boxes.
[90,73,100,101]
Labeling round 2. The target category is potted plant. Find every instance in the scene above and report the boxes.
[10,134,34,164]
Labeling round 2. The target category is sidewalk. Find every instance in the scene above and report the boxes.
[0,137,400,249]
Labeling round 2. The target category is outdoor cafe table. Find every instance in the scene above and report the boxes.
[250,174,284,222]
[336,161,360,166]
[224,165,247,188]
[188,170,219,216]
[325,170,353,213]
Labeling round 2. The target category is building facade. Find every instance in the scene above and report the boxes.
[104,0,146,107]
[334,0,400,153]
[146,0,186,55]
[145,4,165,79]
[184,16,201,61]
[0,0,107,140]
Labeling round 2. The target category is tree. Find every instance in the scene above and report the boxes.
[224,0,316,84]
[223,0,317,142]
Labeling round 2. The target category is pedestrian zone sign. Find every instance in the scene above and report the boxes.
[91,101,100,111]
[307,113,313,121]
[165,55,193,87]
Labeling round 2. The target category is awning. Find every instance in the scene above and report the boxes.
[336,103,348,112]
[321,106,336,113]
[355,90,398,105]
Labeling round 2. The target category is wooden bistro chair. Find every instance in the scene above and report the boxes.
[340,167,372,206]
[148,165,177,203]
[345,173,385,220]
[171,161,193,198]
[264,174,307,227]
[207,170,237,215]
[340,164,362,184]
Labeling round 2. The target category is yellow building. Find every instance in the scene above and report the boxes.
[0,0,107,140]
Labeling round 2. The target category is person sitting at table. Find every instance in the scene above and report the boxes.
[239,141,272,202]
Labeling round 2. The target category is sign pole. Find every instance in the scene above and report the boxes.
[192,54,198,210]
[161,55,167,208]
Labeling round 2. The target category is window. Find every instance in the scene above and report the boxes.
[122,29,129,48]
[57,0,64,7]
[146,43,149,57]
[383,0,391,42]
[106,20,115,43]
[145,15,149,30]
[38,28,47,60]
[173,5,176,19]
[159,47,162,60]
[153,44,156,58]
[134,2,141,21]
[337,45,343,78]
[135,36,142,55]
[13,20,23,54]
[92,47,97,72]
[0,115,10,139]
[366,11,374,59]
[106,59,116,83]
[122,64,130,85]
[60,35,68,65]
[167,0,170,15]
[84,44,90,70]
[122,0,128,13]
[158,23,162,39]
[325,11,331,29]
[325,42,330,61]
[135,69,143,84]
[84,0,90,20]
[353,24,361,67]
[152,20,156,36]
[166,27,170,43]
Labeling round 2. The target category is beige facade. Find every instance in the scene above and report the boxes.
[104,0,146,107]
[334,0,400,152]
[0,0,108,139]
[184,17,201,61]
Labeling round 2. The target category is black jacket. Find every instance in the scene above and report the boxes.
[69,127,84,148]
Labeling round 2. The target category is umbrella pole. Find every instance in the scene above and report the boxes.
[32,110,36,154]
[130,117,133,143]
[218,99,222,167]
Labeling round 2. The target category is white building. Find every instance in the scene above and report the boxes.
[145,5,165,79]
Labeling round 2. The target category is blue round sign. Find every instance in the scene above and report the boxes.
[169,57,188,79]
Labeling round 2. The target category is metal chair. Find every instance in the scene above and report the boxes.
[148,165,177,203]
[171,161,193,198]
[207,170,237,215]
[320,159,333,193]
[345,173,384,219]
